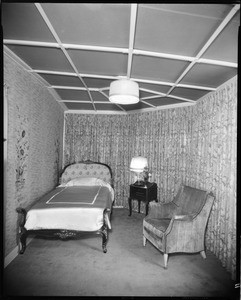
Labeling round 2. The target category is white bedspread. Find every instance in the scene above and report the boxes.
[25,207,111,231]
[24,185,114,232]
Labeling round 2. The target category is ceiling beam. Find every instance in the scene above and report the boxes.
[177,83,216,91]
[141,93,195,103]
[197,58,237,68]
[65,110,128,115]
[31,69,217,92]
[139,99,157,108]
[139,88,166,96]
[50,86,99,91]
[35,3,96,111]
[4,39,238,68]
[133,49,194,62]
[132,77,173,86]
[30,70,77,76]
[4,39,60,48]
[127,4,138,78]
[63,43,128,54]
[167,94,196,103]
[58,100,92,103]
[79,74,118,80]
[195,4,240,59]
[58,100,110,104]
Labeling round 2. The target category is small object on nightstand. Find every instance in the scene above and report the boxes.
[128,182,158,216]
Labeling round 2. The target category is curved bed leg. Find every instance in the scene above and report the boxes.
[19,229,27,254]
[16,207,27,254]
[101,224,108,253]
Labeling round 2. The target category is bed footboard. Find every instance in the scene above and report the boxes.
[16,207,110,254]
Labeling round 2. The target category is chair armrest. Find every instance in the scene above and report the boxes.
[147,201,177,219]
[173,213,196,221]
[164,215,195,236]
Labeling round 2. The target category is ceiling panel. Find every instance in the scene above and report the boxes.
[140,90,158,98]
[132,55,189,82]
[141,3,232,19]
[2,3,55,42]
[64,102,94,110]
[56,89,90,101]
[42,3,131,47]
[6,45,74,72]
[68,49,128,76]
[94,103,123,111]
[144,97,188,107]
[201,12,240,63]
[180,64,238,88]
[84,78,112,89]
[135,4,223,56]
[91,92,109,102]
[170,87,211,101]
[39,74,84,87]
[138,82,171,94]
[2,3,239,114]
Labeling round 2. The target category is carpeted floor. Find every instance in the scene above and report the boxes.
[3,208,237,298]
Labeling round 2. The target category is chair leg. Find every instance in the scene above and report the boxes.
[200,250,206,259]
[164,253,168,269]
[143,236,146,246]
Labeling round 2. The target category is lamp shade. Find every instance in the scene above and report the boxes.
[130,156,148,173]
[109,79,139,105]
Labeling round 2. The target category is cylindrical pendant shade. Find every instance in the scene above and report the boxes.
[109,79,139,105]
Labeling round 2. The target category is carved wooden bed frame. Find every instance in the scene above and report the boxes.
[16,160,114,254]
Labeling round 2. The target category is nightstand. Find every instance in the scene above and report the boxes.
[128,182,158,216]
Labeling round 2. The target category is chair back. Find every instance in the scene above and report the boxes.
[174,185,208,215]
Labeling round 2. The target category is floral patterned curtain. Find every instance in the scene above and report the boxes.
[64,76,237,279]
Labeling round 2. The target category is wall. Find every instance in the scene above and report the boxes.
[64,76,237,279]
[4,53,64,258]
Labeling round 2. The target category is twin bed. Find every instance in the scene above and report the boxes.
[17,160,114,254]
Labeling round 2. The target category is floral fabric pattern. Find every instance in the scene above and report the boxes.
[64,76,237,279]
[4,53,64,257]
[15,104,29,203]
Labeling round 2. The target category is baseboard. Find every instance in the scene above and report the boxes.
[4,237,34,268]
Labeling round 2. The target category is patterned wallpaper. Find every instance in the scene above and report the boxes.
[4,53,64,257]
[64,76,237,279]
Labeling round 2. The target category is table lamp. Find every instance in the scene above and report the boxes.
[130,156,148,186]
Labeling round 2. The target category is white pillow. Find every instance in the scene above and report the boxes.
[63,177,114,202]
[65,177,99,187]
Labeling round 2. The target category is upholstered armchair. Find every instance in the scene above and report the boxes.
[143,185,214,269]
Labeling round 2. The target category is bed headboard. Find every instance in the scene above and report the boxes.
[60,160,113,186]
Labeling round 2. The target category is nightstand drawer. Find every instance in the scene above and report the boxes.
[130,186,146,198]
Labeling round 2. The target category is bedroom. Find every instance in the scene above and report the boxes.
[2,2,239,298]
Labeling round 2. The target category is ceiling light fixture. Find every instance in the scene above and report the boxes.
[109,79,139,105]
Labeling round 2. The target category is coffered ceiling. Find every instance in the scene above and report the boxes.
[2,3,240,114]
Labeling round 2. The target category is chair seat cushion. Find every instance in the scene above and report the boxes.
[143,218,171,238]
